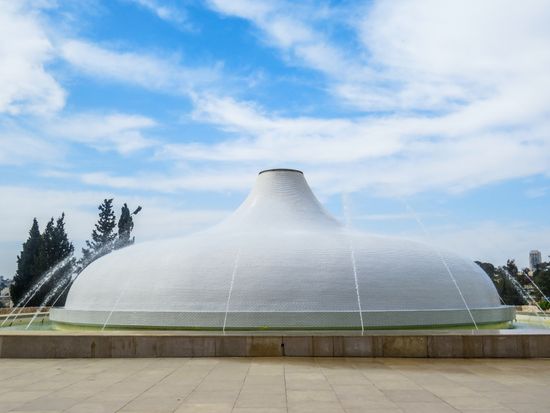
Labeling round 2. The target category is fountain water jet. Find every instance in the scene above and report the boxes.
[222,248,241,335]
[24,239,120,330]
[25,270,74,329]
[2,255,73,327]
[402,200,479,330]
[341,193,365,334]
[500,268,548,327]
[523,271,550,304]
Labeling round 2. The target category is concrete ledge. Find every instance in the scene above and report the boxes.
[1,332,549,358]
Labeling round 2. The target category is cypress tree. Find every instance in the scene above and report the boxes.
[53,213,74,263]
[10,219,43,305]
[115,203,135,249]
[40,218,56,271]
[80,198,117,269]
[79,199,141,271]
[10,215,75,307]
[41,214,75,306]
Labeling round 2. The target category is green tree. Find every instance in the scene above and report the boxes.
[80,198,117,269]
[533,261,550,300]
[40,214,75,306]
[517,267,532,286]
[10,219,43,305]
[10,215,75,307]
[496,266,527,306]
[475,261,495,280]
[505,259,518,278]
[115,203,136,249]
[475,260,526,305]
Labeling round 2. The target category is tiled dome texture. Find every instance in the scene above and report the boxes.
[51,169,514,329]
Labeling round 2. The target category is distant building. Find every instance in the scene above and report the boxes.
[529,250,542,270]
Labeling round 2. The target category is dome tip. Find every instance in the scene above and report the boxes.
[258,168,303,175]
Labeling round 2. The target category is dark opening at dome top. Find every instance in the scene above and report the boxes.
[259,168,303,175]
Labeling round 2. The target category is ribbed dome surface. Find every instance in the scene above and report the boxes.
[51,169,514,329]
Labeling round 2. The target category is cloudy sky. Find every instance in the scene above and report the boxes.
[1,0,549,276]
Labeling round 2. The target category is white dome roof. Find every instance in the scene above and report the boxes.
[51,169,513,329]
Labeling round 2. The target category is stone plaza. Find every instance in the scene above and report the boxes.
[1,357,550,413]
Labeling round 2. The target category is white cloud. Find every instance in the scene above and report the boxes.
[149,93,550,196]
[354,0,550,111]
[159,95,403,163]
[405,221,550,269]
[525,186,550,199]
[0,1,65,115]
[0,111,159,166]
[126,0,191,29]
[79,168,256,192]
[0,0,219,115]
[47,113,157,154]
[0,130,63,166]
[353,213,444,222]
[158,1,550,196]
[206,0,369,83]
[0,187,102,246]
[60,39,219,94]
[206,0,550,116]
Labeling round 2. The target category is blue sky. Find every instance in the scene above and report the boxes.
[1,0,550,276]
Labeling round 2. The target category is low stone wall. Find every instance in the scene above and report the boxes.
[0,307,49,315]
[0,333,549,358]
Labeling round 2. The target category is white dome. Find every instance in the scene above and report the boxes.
[51,169,513,329]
